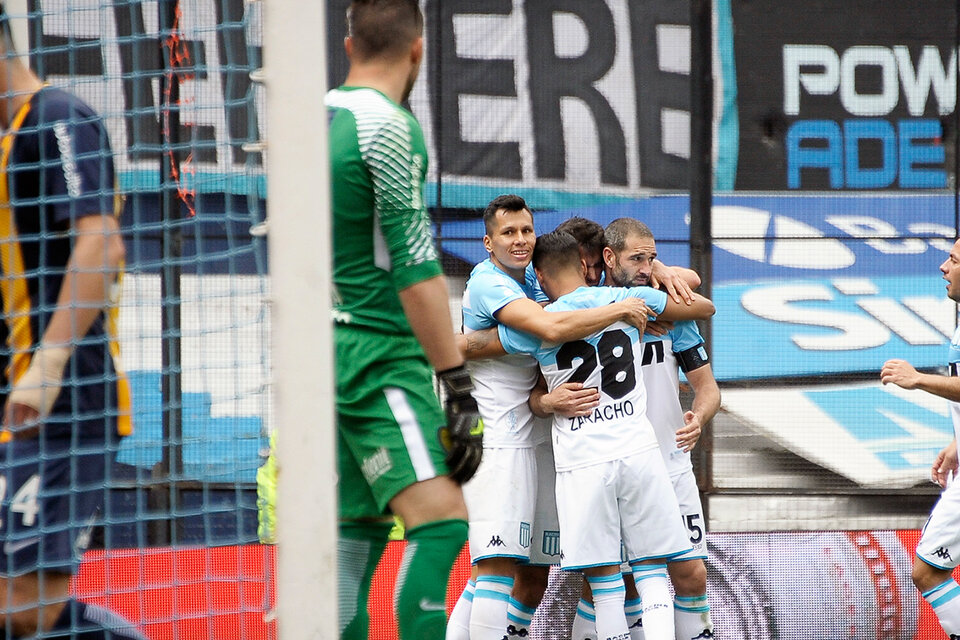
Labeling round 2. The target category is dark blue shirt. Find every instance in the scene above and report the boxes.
[0,87,129,439]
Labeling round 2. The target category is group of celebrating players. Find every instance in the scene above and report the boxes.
[444,196,719,640]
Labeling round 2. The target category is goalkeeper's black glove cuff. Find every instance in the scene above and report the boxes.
[437,364,474,398]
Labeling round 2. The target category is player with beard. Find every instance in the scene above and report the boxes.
[329,2,483,637]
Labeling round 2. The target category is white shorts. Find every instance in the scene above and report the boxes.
[463,447,536,562]
[556,449,691,570]
[917,479,960,570]
[529,439,560,566]
[670,470,708,562]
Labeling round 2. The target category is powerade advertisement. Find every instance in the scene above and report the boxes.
[730,1,957,190]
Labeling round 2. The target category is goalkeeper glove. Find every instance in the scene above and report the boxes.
[437,364,483,484]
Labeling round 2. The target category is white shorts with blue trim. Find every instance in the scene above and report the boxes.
[556,448,690,570]
[670,470,708,562]
[917,478,960,570]
[529,438,560,565]
[463,446,536,563]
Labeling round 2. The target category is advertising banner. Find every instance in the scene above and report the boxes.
[731,0,958,190]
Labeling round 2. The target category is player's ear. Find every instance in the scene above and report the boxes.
[579,258,586,277]
[482,235,493,254]
[603,246,616,269]
[344,36,353,58]
[410,36,423,66]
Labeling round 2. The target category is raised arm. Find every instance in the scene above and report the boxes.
[657,293,715,322]
[496,296,650,343]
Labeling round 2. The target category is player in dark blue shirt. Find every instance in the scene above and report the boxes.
[0,8,143,639]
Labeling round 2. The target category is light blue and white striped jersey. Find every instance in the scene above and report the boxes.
[461,260,548,448]
[498,285,668,471]
[949,325,960,444]
[642,320,706,476]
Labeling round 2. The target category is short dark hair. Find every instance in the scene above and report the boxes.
[555,217,605,256]
[347,0,423,61]
[482,194,531,235]
[604,217,653,253]
[532,230,581,274]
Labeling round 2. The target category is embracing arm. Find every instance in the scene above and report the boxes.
[657,293,715,322]
[496,296,649,343]
[456,327,508,360]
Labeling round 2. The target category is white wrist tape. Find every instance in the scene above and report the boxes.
[8,344,73,417]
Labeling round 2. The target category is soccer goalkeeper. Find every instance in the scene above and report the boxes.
[327,1,482,638]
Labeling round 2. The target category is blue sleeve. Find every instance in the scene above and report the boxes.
[671,320,705,353]
[498,323,541,356]
[40,108,116,226]
[463,273,526,331]
[625,286,668,315]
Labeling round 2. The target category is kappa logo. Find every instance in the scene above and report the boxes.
[629,618,643,629]
[693,630,714,639]
[505,624,529,637]
[487,535,505,548]
[934,546,953,562]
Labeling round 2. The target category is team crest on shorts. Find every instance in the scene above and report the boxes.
[542,530,560,557]
[519,522,531,549]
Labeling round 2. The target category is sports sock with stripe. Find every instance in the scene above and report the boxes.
[506,596,535,638]
[586,573,629,640]
[674,594,713,640]
[624,596,644,640]
[339,521,393,640]
[470,574,514,640]
[632,564,673,640]
[923,578,960,635]
[570,597,598,640]
[395,518,468,640]
[446,578,475,640]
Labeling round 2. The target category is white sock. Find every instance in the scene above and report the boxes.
[674,594,713,640]
[506,597,535,638]
[624,597,645,640]
[923,579,960,635]
[570,598,598,640]
[470,575,514,640]
[446,579,475,640]
[586,573,629,640]
[631,565,673,640]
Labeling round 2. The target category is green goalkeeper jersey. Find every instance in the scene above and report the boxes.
[328,86,442,336]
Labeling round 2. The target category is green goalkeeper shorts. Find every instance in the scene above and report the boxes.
[336,325,450,520]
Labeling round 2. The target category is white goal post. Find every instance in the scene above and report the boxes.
[264,1,338,638]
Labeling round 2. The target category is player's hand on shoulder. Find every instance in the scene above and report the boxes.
[880,359,920,389]
[545,382,600,418]
[437,364,484,484]
[644,320,673,337]
[618,297,653,333]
